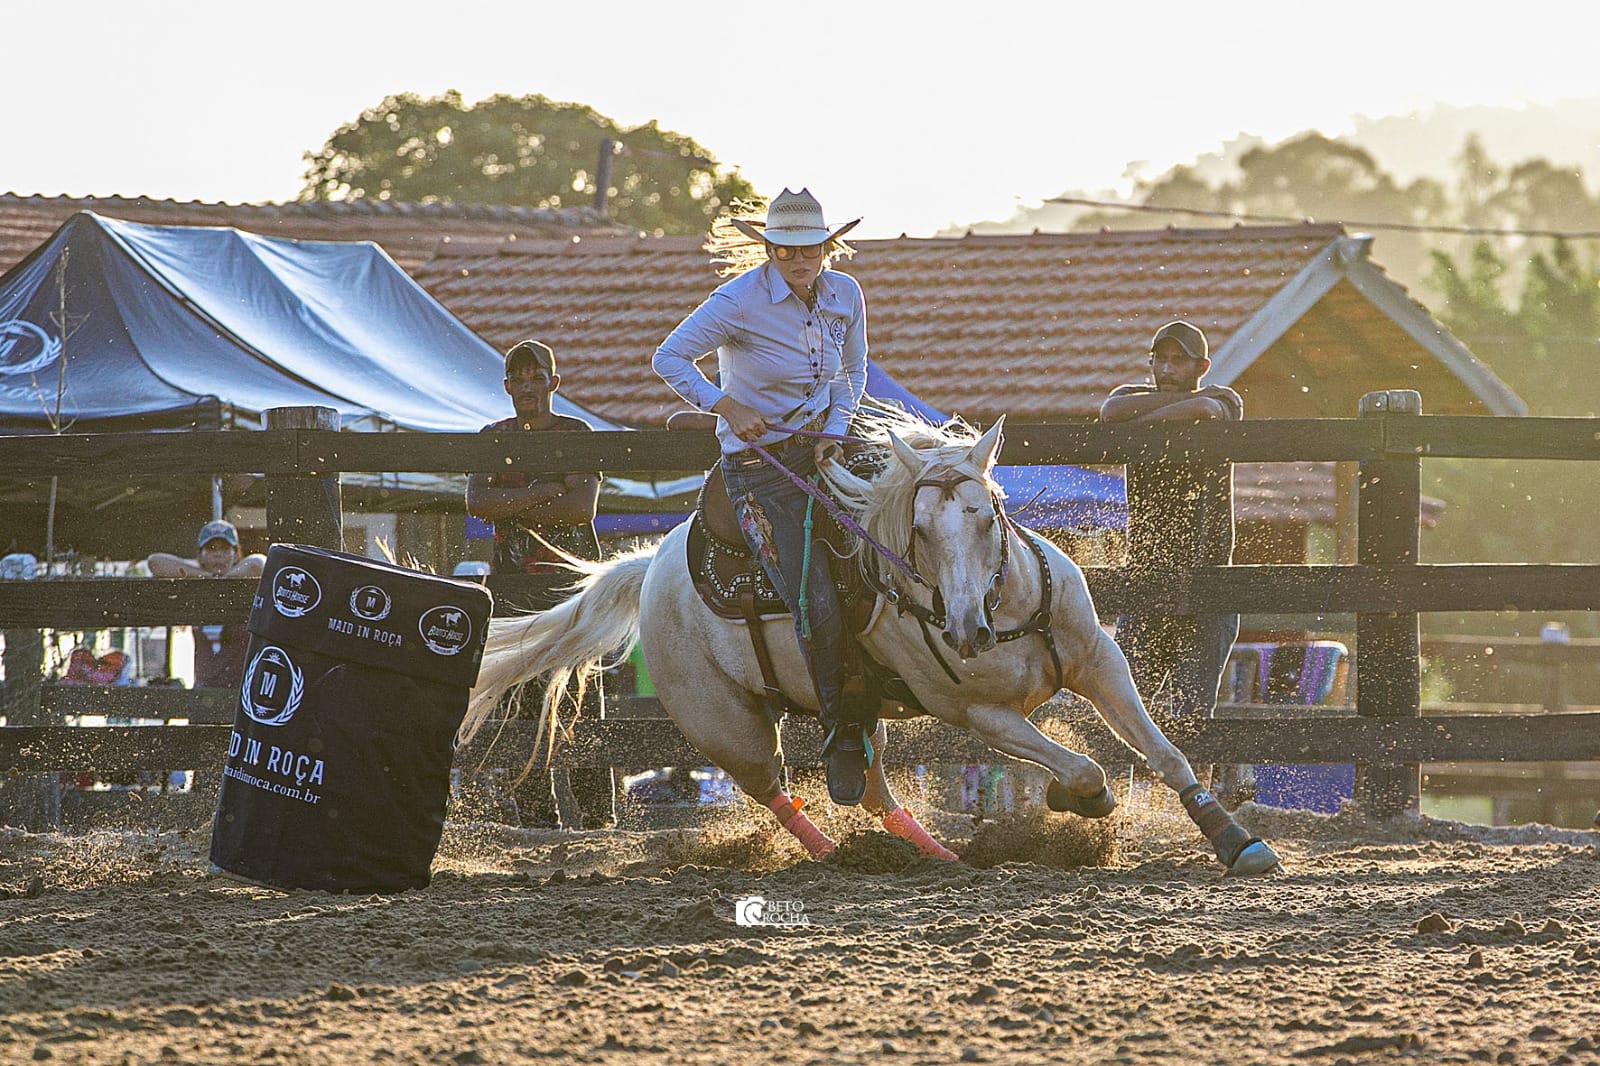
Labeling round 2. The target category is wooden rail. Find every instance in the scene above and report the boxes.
[5,400,1600,827]
[5,564,1600,631]
[5,414,1600,480]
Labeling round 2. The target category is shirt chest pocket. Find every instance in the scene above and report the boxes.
[812,314,847,369]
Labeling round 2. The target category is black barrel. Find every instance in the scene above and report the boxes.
[209,544,493,892]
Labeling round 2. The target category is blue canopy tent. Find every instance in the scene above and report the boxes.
[0,212,622,434]
[0,212,659,554]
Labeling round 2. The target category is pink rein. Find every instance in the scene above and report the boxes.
[746,425,922,587]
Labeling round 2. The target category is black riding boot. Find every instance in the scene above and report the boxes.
[822,679,874,806]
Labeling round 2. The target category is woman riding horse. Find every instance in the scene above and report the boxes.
[651,188,873,806]
[459,410,1284,875]
[461,196,1284,876]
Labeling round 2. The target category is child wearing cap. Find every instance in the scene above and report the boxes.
[146,520,266,688]
[146,519,265,581]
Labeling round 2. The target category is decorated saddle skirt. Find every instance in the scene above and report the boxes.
[686,465,858,622]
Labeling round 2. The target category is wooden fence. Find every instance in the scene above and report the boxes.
[4,394,1600,829]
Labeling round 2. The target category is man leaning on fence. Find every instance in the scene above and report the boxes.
[467,340,603,581]
[1099,320,1243,732]
[465,340,613,829]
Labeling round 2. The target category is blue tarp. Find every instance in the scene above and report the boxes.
[590,360,1126,536]
[0,211,618,434]
[864,361,1125,531]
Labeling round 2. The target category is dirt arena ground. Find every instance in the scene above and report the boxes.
[2,789,1598,1065]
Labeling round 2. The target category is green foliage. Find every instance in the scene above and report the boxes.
[1428,238,1600,416]
[300,91,756,236]
[1421,235,1600,636]
[1426,240,1513,340]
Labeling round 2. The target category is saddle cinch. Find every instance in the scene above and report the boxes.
[673,415,917,722]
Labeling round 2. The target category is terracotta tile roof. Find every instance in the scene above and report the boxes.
[409,224,1359,426]
[0,193,627,275]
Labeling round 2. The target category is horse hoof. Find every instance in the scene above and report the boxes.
[1045,782,1117,819]
[1224,840,1286,878]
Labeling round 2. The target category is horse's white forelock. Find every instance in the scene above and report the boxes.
[820,405,1003,580]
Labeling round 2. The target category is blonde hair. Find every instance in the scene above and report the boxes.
[706,196,857,277]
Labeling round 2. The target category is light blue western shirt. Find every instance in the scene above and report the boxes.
[652,261,868,455]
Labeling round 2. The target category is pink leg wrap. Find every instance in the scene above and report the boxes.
[881,806,959,861]
[768,792,836,859]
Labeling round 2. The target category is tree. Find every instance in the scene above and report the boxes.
[1088,133,1449,289]
[1421,237,1600,638]
[300,92,756,236]
[1426,240,1517,352]
[1518,238,1600,404]
[1430,238,1600,416]
[1488,160,1600,233]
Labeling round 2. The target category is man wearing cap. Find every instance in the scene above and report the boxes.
[146,520,266,688]
[467,340,602,580]
[652,188,873,805]
[467,339,609,828]
[1099,320,1243,725]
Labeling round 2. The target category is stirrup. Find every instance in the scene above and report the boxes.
[822,723,869,806]
[821,721,874,764]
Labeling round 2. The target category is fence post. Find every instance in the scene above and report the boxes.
[1,626,59,829]
[265,406,343,550]
[1356,390,1422,818]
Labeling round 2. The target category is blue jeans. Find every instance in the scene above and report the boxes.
[720,440,845,724]
[1114,612,1240,719]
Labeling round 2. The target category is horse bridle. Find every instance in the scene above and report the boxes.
[743,428,1065,692]
[866,468,1065,690]
[904,470,1009,626]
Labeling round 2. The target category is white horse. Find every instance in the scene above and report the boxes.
[461,414,1283,876]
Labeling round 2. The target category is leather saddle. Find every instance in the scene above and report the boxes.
[686,464,857,623]
[668,411,911,721]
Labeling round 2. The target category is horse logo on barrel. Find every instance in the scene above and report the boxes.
[418,606,472,656]
[270,567,322,618]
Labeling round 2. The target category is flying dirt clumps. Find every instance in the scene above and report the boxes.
[958,808,1120,869]
[825,830,925,873]
[657,819,795,873]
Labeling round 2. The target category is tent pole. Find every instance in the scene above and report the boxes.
[44,477,57,572]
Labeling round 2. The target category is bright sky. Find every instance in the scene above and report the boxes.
[8,1,1597,239]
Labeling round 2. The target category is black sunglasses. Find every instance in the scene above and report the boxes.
[769,243,825,261]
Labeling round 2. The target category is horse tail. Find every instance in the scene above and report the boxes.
[458,543,657,766]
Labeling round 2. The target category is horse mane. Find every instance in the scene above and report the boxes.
[822,404,1004,580]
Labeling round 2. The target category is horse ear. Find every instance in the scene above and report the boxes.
[888,431,922,475]
[970,415,1005,472]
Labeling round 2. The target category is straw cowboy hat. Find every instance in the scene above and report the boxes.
[729,188,861,246]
